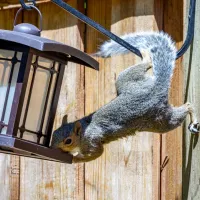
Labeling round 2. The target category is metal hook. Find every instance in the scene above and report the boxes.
[19,0,36,10]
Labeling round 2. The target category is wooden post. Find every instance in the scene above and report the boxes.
[182,0,200,199]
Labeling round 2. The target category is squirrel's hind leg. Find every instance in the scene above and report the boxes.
[169,103,199,134]
[116,50,152,94]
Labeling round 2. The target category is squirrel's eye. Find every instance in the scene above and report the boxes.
[64,138,72,145]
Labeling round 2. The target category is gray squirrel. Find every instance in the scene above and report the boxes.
[51,32,199,163]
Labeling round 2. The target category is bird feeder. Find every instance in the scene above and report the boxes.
[0,6,98,163]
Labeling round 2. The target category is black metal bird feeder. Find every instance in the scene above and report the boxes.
[0,5,98,164]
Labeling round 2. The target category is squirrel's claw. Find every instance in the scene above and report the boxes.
[188,122,200,134]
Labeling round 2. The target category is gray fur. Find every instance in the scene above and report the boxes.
[96,31,176,89]
[51,32,198,163]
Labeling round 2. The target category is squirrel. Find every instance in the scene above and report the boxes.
[51,32,199,163]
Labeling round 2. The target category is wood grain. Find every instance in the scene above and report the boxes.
[19,1,85,200]
[153,1,164,199]
[161,0,183,200]
[182,0,200,199]
[84,0,160,200]
[0,0,187,199]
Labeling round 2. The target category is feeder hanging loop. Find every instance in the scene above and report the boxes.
[19,0,36,10]
[14,5,43,33]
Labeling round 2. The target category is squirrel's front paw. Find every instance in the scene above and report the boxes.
[188,121,200,134]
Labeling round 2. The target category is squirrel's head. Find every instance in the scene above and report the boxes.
[51,115,82,154]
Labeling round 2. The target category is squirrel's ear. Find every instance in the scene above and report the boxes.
[73,121,82,136]
[62,115,68,125]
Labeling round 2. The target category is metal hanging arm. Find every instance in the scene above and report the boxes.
[176,0,196,59]
[51,0,143,58]
[19,0,196,60]
[50,0,197,60]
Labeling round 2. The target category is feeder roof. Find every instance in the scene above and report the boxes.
[0,29,99,70]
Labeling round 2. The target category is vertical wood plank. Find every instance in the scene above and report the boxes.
[84,1,160,200]
[161,0,183,199]
[0,153,20,200]
[9,156,20,200]
[0,154,11,200]
[182,0,200,199]
[0,8,21,200]
[153,1,164,200]
[19,1,85,200]
[154,0,164,30]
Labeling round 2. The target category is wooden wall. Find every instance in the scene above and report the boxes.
[0,0,185,199]
[182,0,200,199]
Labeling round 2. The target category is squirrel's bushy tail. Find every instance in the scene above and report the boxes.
[96,32,177,88]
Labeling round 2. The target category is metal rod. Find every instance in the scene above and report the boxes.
[51,0,143,58]
[176,0,196,59]
[51,0,196,60]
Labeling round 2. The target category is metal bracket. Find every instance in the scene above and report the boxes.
[51,0,196,60]
[51,0,143,58]
[17,0,196,59]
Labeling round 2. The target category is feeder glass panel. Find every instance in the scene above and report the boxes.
[18,55,59,145]
[0,50,22,135]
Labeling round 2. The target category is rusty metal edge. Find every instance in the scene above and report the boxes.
[0,135,73,163]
